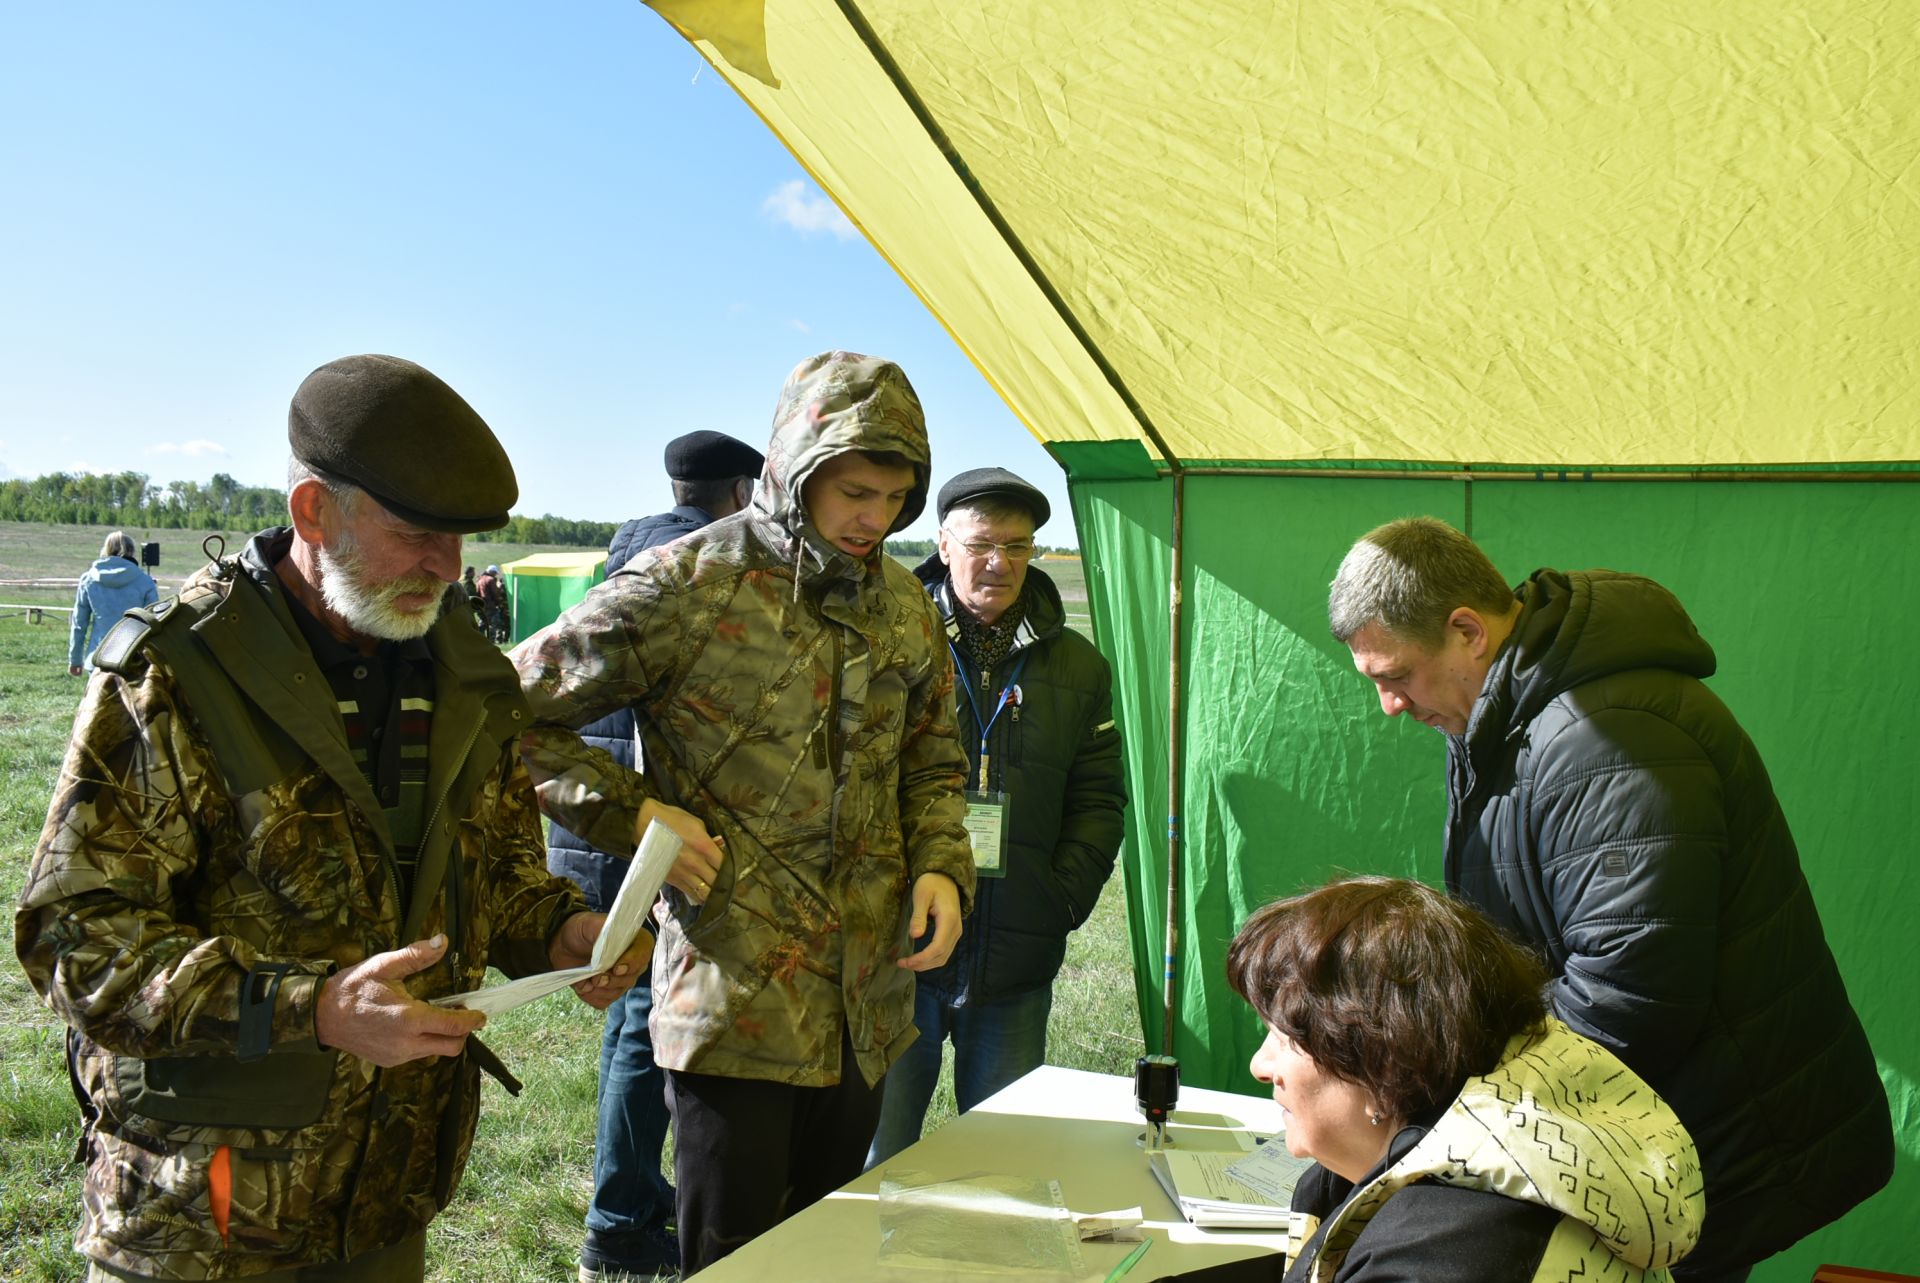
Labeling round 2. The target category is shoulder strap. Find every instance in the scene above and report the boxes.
[100,579,308,799]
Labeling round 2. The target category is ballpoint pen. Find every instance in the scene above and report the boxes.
[1103,1236,1153,1283]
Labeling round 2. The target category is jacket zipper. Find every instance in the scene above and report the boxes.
[419,707,488,979]
[342,704,488,1259]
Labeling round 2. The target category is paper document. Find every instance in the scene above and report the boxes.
[1149,1133,1309,1229]
[433,820,682,1017]
[1224,1141,1315,1206]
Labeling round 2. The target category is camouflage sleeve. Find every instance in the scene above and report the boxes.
[510,573,673,860]
[13,661,329,1059]
[896,595,975,914]
[479,750,592,979]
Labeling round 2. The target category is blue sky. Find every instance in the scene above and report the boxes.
[0,2,1071,543]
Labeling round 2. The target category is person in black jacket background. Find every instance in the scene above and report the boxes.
[866,467,1126,1168]
[551,429,762,1283]
[1327,516,1892,1283]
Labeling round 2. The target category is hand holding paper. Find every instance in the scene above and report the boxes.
[548,910,655,1009]
[434,820,683,1017]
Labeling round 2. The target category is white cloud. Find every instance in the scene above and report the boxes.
[761,180,858,241]
[146,439,229,459]
[787,318,813,334]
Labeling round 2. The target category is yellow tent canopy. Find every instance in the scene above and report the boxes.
[650,0,1916,471]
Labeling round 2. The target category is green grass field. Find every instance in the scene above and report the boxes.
[0,522,1136,1282]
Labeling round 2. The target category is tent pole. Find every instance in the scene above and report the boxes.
[829,0,1199,1061]
[1160,469,1186,1056]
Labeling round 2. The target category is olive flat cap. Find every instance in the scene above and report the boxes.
[289,354,518,533]
[664,430,765,481]
[936,466,1051,529]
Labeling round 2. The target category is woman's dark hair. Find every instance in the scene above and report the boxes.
[1226,876,1549,1123]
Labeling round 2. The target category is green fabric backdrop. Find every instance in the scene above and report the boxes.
[1072,471,1917,1279]
[505,568,603,645]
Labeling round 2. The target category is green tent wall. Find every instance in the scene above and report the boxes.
[503,552,607,645]
[1073,466,1919,1278]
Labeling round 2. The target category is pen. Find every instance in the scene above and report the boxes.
[1103,1236,1153,1283]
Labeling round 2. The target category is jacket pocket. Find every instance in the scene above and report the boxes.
[115,1049,338,1129]
[85,1115,329,1267]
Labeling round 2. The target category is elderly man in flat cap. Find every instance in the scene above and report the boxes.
[866,467,1126,1168]
[16,354,654,1283]
[544,428,763,1282]
[514,351,973,1275]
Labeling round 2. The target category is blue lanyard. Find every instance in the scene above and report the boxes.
[952,642,1029,790]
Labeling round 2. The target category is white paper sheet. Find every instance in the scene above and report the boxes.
[433,819,683,1017]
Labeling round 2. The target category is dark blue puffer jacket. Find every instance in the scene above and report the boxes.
[1447,568,1892,1276]
[604,506,712,578]
[546,506,714,907]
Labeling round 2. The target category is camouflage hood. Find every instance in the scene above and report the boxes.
[749,350,931,582]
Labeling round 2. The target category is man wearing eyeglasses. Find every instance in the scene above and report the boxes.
[866,467,1127,1168]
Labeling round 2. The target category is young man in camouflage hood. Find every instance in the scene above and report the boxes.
[514,350,974,1275]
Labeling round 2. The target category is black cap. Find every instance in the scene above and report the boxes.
[936,467,1051,529]
[288,354,518,534]
[664,430,765,481]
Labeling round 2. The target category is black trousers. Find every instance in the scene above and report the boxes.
[665,1036,884,1276]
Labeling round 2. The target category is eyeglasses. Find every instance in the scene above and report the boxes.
[950,535,1036,562]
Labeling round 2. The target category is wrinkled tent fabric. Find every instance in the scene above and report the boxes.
[645,2,1918,1274]
[501,551,606,644]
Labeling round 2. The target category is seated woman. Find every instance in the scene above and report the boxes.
[1173,877,1703,1283]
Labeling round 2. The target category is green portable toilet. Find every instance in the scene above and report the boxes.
[501,551,606,644]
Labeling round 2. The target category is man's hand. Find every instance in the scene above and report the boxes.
[641,799,726,902]
[315,934,486,1067]
[549,911,656,1011]
[897,872,963,971]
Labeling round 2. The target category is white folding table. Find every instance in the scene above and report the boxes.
[692,1064,1290,1281]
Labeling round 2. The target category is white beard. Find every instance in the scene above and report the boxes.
[317,532,445,642]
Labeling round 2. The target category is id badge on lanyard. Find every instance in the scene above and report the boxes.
[963,788,1009,876]
[956,644,1026,879]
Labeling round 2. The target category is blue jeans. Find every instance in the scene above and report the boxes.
[586,974,675,1236]
[866,983,1053,1168]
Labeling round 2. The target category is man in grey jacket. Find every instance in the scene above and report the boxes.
[1327,515,1892,1282]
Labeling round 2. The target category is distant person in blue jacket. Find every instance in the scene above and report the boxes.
[551,428,763,1283]
[67,531,159,676]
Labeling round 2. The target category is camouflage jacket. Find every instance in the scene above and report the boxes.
[515,352,974,1089]
[14,529,586,1279]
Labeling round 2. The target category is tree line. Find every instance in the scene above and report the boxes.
[0,471,617,547]
[0,471,942,559]
[0,470,289,530]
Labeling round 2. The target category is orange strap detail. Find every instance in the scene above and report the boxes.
[208,1143,232,1243]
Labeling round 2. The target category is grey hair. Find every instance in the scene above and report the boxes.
[1328,517,1515,649]
[101,530,138,561]
[944,494,1036,529]
[286,456,363,517]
